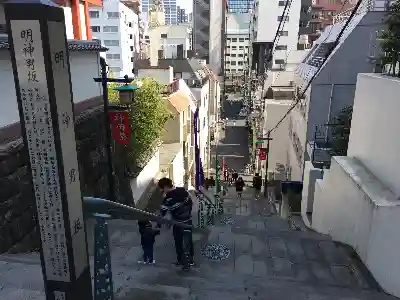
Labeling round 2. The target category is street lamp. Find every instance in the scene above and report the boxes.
[114,84,138,105]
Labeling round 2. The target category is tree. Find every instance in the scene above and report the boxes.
[326,106,353,156]
[379,0,400,76]
[109,77,170,171]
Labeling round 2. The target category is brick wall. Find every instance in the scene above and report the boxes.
[0,105,134,254]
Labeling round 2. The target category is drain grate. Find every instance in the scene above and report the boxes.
[201,244,231,261]
[221,216,235,225]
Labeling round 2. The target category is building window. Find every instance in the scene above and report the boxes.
[238,61,244,65]
[109,67,121,73]
[106,54,121,60]
[129,22,132,27]
[129,34,133,39]
[275,59,286,64]
[131,57,134,62]
[275,45,287,50]
[238,54,244,57]
[91,26,100,32]
[145,35,149,39]
[277,16,289,21]
[278,1,288,6]
[232,46,237,50]
[130,46,134,51]
[89,11,99,18]
[107,12,120,19]
[231,61,237,65]
[231,38,238,42]
[231,54,237,57]
[226,61,231,64]
[103,26,119,33]
[278,30,289,36]
[104,40,119,46]
[239,38,245,42]
[239,46,244,50]
[161,33,168,38]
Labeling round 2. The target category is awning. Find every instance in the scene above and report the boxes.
[165,91,190,115]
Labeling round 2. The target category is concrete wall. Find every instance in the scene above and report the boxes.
[209,0,223,74]
[172,147,185,187]
[0,107,134,254]
[162,116,181,144]
[312,156,400,298]
[347,74,400,198]
[130,150,160,205]
[0,50,102,128]
[263,99,291,177]
[138,67,173,84]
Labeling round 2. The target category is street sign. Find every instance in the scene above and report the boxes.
[255,140,264,144]
[6,1,92,299]
[259,148,267,160]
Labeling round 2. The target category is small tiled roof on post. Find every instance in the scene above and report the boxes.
[0,38,108,52]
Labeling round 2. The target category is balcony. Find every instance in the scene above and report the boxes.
[306,125,332,169]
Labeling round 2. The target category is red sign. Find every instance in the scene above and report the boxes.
[109,111,131,145]
[259,148,267,161]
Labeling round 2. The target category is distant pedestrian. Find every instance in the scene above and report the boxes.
[252,173,262,200]
[235,177,245,198]
[232,170,239,182]
[138,220,159,264]
[157,177,195,271]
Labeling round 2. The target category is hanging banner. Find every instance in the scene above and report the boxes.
[109,111,131,145]
[259,148,267,161]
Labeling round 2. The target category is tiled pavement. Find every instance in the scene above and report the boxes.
[0,188,397,300]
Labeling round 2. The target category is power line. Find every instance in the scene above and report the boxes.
[265,0,351,90]
[267,0,363,134]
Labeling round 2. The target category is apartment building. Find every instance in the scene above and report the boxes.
[177,6,189,23]
[89,0,140,77]
[164,0,178,24]
[288,0,387,182]
[193,0,227,75]
[228,0,254,12]
[249,0,302,76]
[224,13,250,91]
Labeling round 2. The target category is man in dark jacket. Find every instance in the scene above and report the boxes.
[253,173,263,200]
[157,177,194,270]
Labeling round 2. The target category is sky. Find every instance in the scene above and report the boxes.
[176,0,193,12]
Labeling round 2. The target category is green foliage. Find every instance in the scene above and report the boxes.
[327,106,353,156]
[109,77,170,168]
[379,0,400,76]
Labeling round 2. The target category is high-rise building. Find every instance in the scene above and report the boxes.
[177,6,187,23]
[193,0,228,75]
[89,0,140,77]
[164,0,178,24]
[142,0,150,22]
[228,0,253,13]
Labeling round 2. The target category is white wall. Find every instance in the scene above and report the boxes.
[138,67,173,84]
[263,100,291,177]
[347,73,400,198]
[198,82,210,165]
[312,156,400,298]
[172,148,185,187]
[63,6,74,40]
[130,150,160,205]
[0,51,102,128]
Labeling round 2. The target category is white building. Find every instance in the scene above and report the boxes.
[308,73,400,298]
[225,13,250,88]
[288,0,387,181]
[89,0,140,77]
[249,0,301,74]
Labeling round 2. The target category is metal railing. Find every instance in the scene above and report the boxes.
[82,197,193,300]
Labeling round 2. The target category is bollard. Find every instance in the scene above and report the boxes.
[93,214,114,300]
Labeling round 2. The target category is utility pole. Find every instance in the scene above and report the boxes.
[263,132,273,196]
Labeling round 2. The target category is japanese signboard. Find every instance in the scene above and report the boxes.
[10,19,71,282]
[259,148,267,161]
[109,111,131,145]
[48,20,87,279]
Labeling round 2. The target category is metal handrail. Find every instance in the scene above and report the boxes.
[82,197,193,300]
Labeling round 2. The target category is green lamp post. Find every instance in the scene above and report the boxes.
[114,82,140,105]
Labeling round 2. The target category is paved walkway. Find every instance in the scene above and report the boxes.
[0,187,396,299]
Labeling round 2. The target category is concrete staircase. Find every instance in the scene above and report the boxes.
[0,187,397,300]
